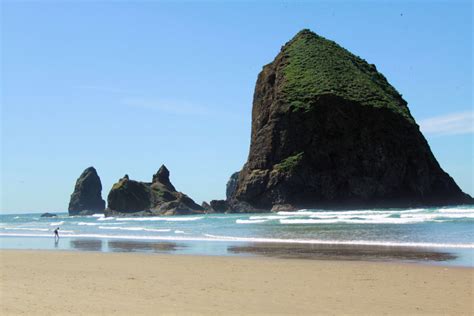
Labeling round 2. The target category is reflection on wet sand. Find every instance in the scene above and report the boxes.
[228,243,457,263]
[70,239,103,252]
[108,240,183,253]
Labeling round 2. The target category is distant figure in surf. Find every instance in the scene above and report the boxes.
[54,227,60,242]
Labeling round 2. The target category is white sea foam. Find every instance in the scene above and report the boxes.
[236,219,268,224]
[78,222,125,226]
[2,232,472,249]
[174,230,186,234]
[97,217,115,221]
[278,208,428,217]
[50,221,64,226]
[202,234,474,249]
[439,213,474,218]
[272,207,474,224]
[280,217,427,224]
[98,226,171,232]
[277,211,318,216]
[438,207,474,213]
[116,216,203,222]
[248,215,289,220]
[78,222,99,226]
[92,214,105,218]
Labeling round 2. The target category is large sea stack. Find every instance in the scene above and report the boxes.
[230,29,472,211]
[106,165,204,216]
[68,167,106,215]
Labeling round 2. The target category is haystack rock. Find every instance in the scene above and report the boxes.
[68,167,106,215]
[106,165,204,216]
[230,29,472,211]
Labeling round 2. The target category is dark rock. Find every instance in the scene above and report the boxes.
[68,167,106,215]
[152,165,176,191]
[156,192,203,215]
[107,175,151,212]
[230,29,473,211]
[209,200,230,213]
[226,172,240,200]
[270,204,297,212]
[107,165,204,216]
[40,212,57,218]
[228,200,262,213]
[201,201,212,211]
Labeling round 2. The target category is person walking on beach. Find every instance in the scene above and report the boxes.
[54,227,60,242]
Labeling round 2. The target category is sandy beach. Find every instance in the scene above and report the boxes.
[1,250,472,315]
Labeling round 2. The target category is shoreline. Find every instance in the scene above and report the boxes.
[1,247,472,269]
[2,231,473,249]
[1,235,473,267]
[1,250,473,315]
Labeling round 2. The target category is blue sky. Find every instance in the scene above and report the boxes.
[1,0,472,213]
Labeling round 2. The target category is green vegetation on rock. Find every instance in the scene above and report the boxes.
[152,186,167,198]
[274,152,304,172]
[281,29,412,121]
[112,180,125,190]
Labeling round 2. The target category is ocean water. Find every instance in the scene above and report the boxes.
[1,206,473,266]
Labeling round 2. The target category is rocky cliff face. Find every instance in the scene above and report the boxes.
[226,172,240,200]
[68,167,106,215]
[106,165,204,216]
[230,29,472,211]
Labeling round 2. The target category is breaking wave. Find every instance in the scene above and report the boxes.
[98,226,171,232]
[115,216,203,222]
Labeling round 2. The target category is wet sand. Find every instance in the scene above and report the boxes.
[228,243,458,262]
[65,239,462,265]
[1,250,472,315]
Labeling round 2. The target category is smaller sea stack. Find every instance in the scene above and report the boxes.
[68,167,106,215]
[106,165,204,216]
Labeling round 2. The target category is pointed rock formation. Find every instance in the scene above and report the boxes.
[230,29,472,211]
[106,165,204,216]
[152,165,176,191]
[68,167,106,215]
